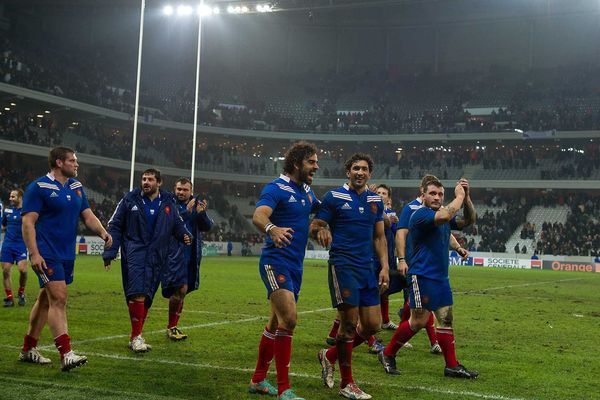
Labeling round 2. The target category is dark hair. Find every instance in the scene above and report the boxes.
[175,177,193,188]
[11,188,24,198]
[420,175,443,192]
[376,184,391,197]
[141,168,162,183]
[48,147,75,169]
[283,141,317,175]
[344,153,373,173]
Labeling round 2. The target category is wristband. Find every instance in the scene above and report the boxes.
[265,223,276,233]
[398,257,405,262]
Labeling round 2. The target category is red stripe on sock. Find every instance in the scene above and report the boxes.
[251,326,275,384]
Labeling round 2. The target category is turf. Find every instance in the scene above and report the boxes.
[0,256,598,400]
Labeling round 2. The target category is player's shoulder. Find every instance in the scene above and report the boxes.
[365,190,382,203]
[328,185,352,201]
[67,178,83,191]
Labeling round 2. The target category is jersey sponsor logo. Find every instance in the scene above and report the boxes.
[66,194,71,201]
[301,199,306,206]
[50,191,59,198]
[341,202,352,210]
[21,253,26,257]
[131,205,138,211]
[370,203,378,214]
[358,206,364,214]
[288,195,297,203]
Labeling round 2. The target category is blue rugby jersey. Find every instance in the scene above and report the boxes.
[408,206,459,281]
[373,208,398,269]
[22,173,90,261]
[315,184,384,269]
[398,198,423,262]
[257,174,320,270]
[1,207,24,244]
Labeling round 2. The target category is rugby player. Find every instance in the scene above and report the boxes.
[249,141,320,400]
[19,147,112,371]
[2,189,28,307]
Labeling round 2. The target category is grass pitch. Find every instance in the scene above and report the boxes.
[0,256,598,400]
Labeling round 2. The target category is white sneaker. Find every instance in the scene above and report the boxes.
[18,348,52,365]
[317,348,335,389]
[129,335,151,353]
[61,350,88,372]
[339,383,372,400]
[430,342,442,354]
[381,321,399,330]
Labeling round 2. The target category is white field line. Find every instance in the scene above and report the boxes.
[0,375,187,400]
[39,278,583,349]
[79,350,530,400]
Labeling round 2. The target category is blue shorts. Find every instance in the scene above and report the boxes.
[35,259,75,287]
[259,263,302,302]
[407,274,453,311]
[121,261,161,302]
[0,243,28,264]
[328,263,380,308]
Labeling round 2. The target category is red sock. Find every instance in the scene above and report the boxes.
[425,313,437,345]
[22,334,38,352]
[338,337,355,388]
[383,319,418,357]
[168,300,183,328]
[400,302,410,322]
[251,326,275,384]
[274,328,293,395]
[128,300,145,339]
[5,288,13,300]
[54,333,71,359]
[367,335,376,346]
[380,296,390,323]
[18,287,25,296]
[436,327,458,368]
[328,319,340,338]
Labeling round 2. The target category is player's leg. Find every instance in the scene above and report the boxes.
[19,288,52,365]
[249,308,278,396]
[426,313,441,354]
[2,261,14,307]
[167,284,188,341]
[434,306,478,378]
[17,259,28,306]
[325,311,340,346]
[269,288,299,398]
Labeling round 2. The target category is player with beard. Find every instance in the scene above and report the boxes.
[248,142,320,400]
[102,169,192,353]
[312,153,389,400]
[19,147,112,371]
[161,178,214,341]
[2,189,28,307]
[378,176,478,378]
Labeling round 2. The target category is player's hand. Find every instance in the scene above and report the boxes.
[368,184,378,192]
[269,227,294,248]
[457,247,469,260]
[183,234,192,245]
[103,258,112,271]
[458,178,470,197]
[29,253,47,275]
[196,199,208,213]
[102,232,113,249]
[389,214,399,224]
[378,267,390,294]
[454,182,465,199]
[316,227,332,248]
[397,259,408,276]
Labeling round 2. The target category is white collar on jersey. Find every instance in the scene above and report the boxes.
[343,183,350,190]
[416,197,423,204]
[46,172,56,181]
[279,174,290,182]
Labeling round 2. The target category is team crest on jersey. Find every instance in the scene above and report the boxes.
[342,288,352,298]
[75,189,82,197]
[165,206,170,215]
[371,203,378,214]
[358,206,364,214]
[277,274,286,283]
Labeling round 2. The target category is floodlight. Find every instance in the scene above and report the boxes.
[213,7,220,14]
[197,4,213,16]
[241,6,249,12]
[177,5,193,16]
[10,102,16,106]
[163,5,174,15]
[227,5,235,13]
[256,4,264,12]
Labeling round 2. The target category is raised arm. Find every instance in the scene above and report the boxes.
[455,178,476,229]
[434,183,465,226]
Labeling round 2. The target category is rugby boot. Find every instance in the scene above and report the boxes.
[444,363,479,379]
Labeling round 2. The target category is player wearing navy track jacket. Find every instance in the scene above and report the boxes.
[311,153,389,400]
[249,142,320,400]
[2,189,28,307]
[19,147,112,372]
[379,175,478,380]
[102,168,192,353]
[162,177,214,341]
